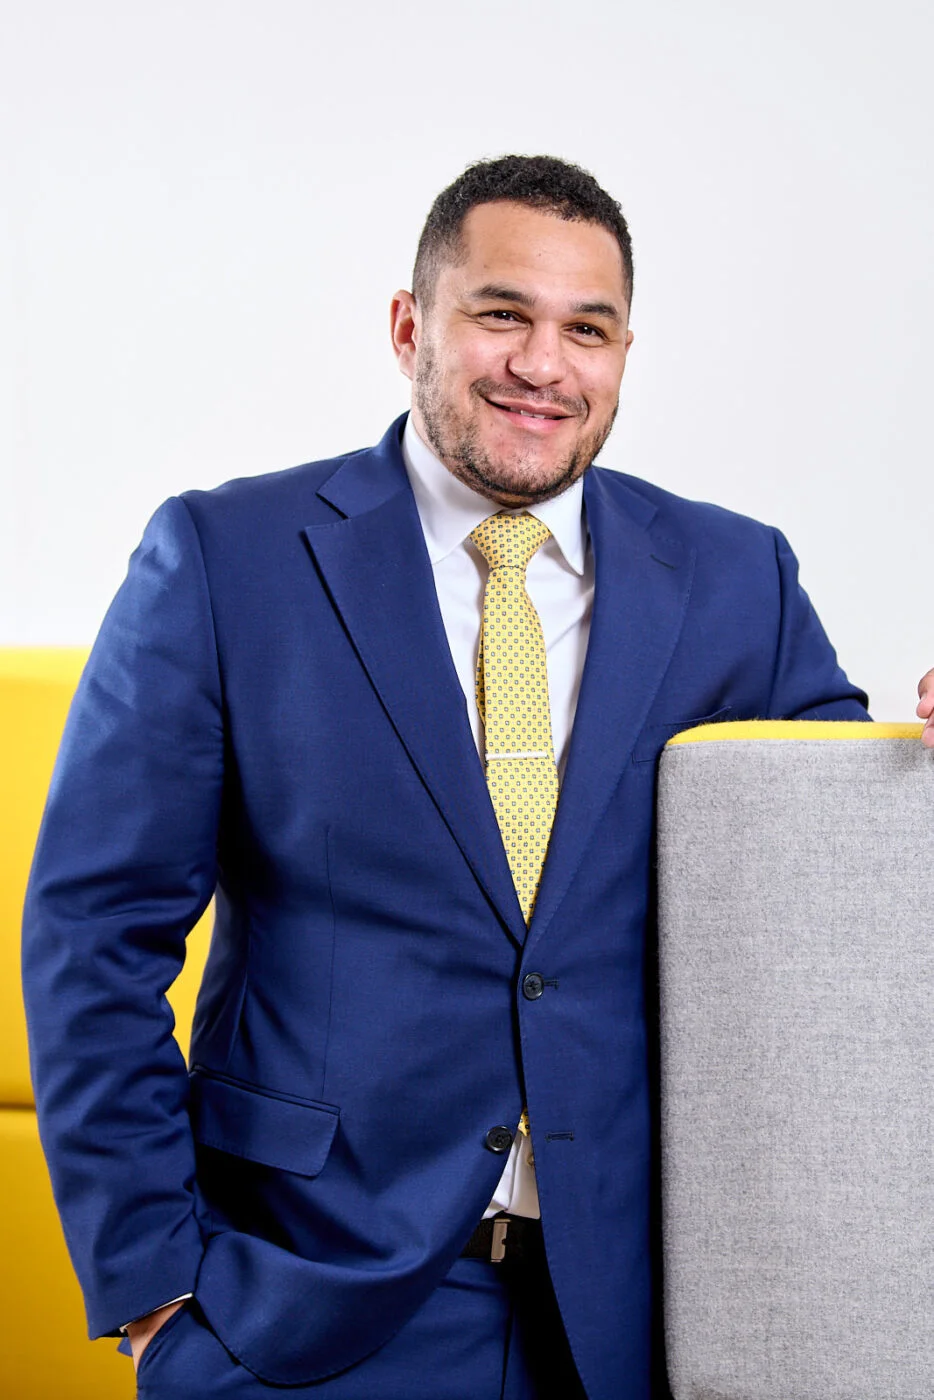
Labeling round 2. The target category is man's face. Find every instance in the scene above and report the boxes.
[392,201,633,507]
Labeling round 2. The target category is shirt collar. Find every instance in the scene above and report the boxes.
[401,414,588,575]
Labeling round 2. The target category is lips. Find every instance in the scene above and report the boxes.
[484,398,573,422]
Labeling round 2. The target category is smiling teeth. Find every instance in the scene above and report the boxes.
[517,410,549,418]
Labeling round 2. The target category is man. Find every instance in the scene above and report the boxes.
[22,155,934,1400]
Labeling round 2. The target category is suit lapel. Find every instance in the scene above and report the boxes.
[304,423,526,947]
[525,467,696,951]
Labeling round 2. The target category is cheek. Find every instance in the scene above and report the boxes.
[458,335,509,380]
[582,368,624,418]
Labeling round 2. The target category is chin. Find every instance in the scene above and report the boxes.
[462,459,583,506]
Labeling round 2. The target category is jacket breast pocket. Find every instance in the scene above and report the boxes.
[631,707,734,764]
[189,1066,339,1178]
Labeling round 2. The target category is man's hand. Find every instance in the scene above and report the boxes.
[125,1299,185,1372]
[917,670,934,748]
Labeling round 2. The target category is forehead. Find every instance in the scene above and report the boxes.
[445,201,628,307]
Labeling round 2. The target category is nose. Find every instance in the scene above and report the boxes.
[506,321,567,388]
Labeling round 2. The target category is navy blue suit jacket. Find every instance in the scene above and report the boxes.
[22,416,868,1397]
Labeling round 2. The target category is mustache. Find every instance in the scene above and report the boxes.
[471,379,585,417]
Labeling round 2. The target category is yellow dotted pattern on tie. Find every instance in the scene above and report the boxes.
[470,512,559,928]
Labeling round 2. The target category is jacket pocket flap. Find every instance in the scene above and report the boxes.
[632,707,733,763]
[189,1068,339,1178]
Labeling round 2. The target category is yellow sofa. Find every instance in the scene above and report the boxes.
[1,649,212,1398]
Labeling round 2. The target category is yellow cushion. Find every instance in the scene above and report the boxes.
[2,648,211,1101]
[1,648,214,1391]
[0,1108,133,1396]
[667,718,924,746]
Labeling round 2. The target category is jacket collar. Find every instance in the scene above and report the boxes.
[307,416,695,947]
[308,416,527,945]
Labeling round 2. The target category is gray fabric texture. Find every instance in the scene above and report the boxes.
[657,737,934,1400]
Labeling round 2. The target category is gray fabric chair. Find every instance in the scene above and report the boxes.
[657,721,933,1400]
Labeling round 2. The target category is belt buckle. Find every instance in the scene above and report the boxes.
[490,1216,509,1264]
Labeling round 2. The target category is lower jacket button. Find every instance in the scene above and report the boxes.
[485,1125,514,1154]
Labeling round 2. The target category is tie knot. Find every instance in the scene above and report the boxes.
[470,512,551,573]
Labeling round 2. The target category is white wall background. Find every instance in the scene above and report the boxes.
[2,0,931,718]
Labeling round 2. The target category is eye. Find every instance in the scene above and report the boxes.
[479,309,524,325]
[568,323,605,340]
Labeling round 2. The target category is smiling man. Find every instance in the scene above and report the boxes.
[22,156,932,1400]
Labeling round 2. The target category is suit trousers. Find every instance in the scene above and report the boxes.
[133,1240,588,1400]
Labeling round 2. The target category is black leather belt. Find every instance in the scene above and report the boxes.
[461,1214,541,1264]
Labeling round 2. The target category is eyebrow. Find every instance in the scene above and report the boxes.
[467,283,623,324]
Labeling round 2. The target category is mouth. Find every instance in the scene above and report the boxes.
[483,397,576,429]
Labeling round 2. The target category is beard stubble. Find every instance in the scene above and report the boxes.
[413,341,617,506]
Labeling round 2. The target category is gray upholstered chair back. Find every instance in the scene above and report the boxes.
[658,722,932,1400]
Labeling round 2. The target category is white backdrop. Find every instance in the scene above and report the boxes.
[2,0,931,718]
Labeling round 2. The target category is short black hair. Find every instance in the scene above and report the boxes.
[412,154,633,310]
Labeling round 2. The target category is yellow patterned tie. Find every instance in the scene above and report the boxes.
[470,512,559,927]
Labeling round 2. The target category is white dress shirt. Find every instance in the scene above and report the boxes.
[401,414,594,1219]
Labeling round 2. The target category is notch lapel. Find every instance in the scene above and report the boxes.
[525,468,696,950]
[304,430,526,947]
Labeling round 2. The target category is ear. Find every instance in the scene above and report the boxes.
[390,290,419,382]
[619,326,635,380]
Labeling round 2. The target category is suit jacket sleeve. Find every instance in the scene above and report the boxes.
[22,496,223,1337]
[765,528,870,721]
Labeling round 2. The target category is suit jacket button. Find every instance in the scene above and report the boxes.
[485,1125,514,1154]
[522,972,545,1000]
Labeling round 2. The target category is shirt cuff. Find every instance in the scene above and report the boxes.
[119,1293,193,1334]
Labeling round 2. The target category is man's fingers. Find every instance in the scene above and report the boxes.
[916,669,934,717]
[914,670,934,744]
